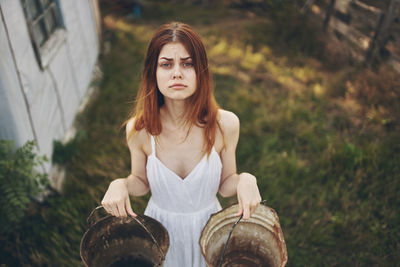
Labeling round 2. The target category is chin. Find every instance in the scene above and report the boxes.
[164,92,195,101]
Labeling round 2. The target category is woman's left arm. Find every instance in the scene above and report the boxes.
[218,110,262,220]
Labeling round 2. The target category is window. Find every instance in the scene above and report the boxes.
[21,0,65,69]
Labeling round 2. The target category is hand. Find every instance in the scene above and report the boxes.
[236,173,262,220]
[101,178,136,217]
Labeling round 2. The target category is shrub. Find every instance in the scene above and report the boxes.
[0,140,48,234]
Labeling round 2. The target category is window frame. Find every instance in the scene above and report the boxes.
[21,0,66,70]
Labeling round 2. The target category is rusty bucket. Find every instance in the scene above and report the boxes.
[80,206,169,267]
[199,203,287,267]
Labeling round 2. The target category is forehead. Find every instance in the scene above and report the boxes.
[158,42,190,58]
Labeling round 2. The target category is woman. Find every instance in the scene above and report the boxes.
[101,21,261,267]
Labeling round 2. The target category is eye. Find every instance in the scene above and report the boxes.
[160,62,172,68]
[183,62,193,68]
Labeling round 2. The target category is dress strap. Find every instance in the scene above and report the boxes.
[150,135,156,156]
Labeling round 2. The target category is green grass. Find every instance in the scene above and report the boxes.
[1,1,399,266]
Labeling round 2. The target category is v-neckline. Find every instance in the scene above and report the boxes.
[152,152,208,181]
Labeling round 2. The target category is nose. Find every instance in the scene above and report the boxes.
[172,65,183,79]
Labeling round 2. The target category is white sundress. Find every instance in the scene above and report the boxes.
[144,135,222,267]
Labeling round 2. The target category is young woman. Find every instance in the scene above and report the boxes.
[101,21,261,267]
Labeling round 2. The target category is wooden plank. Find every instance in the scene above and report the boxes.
[352,0,381,15]
[330,16,371,50]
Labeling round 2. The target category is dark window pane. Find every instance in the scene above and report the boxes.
[26,0,41,20]
[23,0,62,50]
[32,19,47,46]
[44,8,58,33]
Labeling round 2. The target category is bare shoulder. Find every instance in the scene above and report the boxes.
[218,109,240,137]
[126,117,150,154]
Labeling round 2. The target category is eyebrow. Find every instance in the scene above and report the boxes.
[159,56,192,61]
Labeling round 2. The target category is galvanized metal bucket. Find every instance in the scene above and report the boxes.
[80,206,169,267]
[199,203,288,267]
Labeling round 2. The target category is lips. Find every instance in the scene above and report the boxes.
[169,83,187,89]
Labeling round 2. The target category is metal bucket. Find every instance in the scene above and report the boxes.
[80,206,169,267]
[199,203,288,267]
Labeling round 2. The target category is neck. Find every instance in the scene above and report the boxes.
[161,99,190,129]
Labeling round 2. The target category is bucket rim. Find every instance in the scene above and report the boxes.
[80,212,112,267]
[80,213,169,267]
[199,203,288,267]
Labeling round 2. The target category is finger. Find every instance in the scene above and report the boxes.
[242,204,250,220]
[125,197,137,217]
[249,202,259,217]
[236,200,243,216]
[102,203,112,215]
[110,203,119,217]
[117,201,127,217]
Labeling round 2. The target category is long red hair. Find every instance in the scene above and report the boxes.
[126,22,220,155]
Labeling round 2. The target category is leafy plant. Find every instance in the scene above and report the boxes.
[0,140,49,234]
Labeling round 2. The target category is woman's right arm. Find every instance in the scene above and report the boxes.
[101,118,150,217]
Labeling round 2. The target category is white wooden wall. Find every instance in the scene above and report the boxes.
[0,0,99,171]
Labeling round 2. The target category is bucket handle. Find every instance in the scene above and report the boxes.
[86,206,166,264]
[217,200,267,267]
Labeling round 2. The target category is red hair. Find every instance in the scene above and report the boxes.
[126,22,220,155]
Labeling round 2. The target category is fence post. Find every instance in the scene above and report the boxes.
[323,0,336,32]
[365,0,400,65]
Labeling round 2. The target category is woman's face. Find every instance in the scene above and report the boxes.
[156,42,197,102]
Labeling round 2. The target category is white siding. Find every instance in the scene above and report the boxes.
[0,0,99,171]
[60,0,99,98]
[0,14,35,146]
[48,43,81,132]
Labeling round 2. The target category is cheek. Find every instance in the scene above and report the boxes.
[191,72,198,88]
[156,69,167,87]
[186,69,196,81]
[156,72,160,87]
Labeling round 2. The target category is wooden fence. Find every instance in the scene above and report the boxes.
[307,0,400,71]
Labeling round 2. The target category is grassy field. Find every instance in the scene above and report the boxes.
[1,1,399,266]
